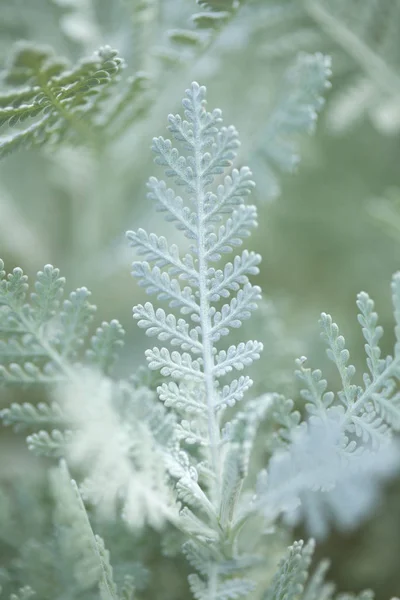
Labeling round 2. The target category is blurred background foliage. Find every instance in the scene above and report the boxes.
[1,0,400,598]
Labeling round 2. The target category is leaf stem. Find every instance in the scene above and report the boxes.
[342,355,400,425]
[194,101,221,507]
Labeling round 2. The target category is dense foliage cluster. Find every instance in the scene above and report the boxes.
[1,1,400,599]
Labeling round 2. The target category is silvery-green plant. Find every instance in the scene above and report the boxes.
[1,80,399,600]
[125,81,397,598]
[127,81,266,597]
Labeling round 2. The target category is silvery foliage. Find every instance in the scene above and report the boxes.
[256,280,400,540]
[0,0,248,162]
[127,81,266,598]
[0,260,105,385]
[56,372,178,531]
[0,257,178,530]
[127,82,385,599]
[0,79,396,599]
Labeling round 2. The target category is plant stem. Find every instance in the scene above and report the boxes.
[194,104,221,507]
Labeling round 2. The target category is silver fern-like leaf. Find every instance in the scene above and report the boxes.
[127,82,262,428]
[127,81,264,598]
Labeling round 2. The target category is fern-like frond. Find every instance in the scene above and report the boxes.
[287,274,400,450]
[0,259,124,385]
[128,81,263,597]
[127,80,262,446]
[0,43,123,158]
[204,167,255,221]
[205,206,258,262]
[215,375,254,410]
[214,340,263,376]
[323,277,400,444]
[263,539,314,600]
[145,347,204,380]
[254,273,400,539]
[263,540,373,600]
[210,283,261,341]
[147,176,198,235]
[255,52,331,200]
[0,259,130,476]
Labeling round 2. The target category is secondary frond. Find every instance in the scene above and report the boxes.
[0,259,127,463]
[0,43,123,158]
[263,539,314,600]
[254,274,400,539]
[256,52,331,200]
[263,540,373,600]
[0,259,124,385]
[296,273,400,449]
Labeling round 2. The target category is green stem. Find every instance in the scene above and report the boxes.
[38,73,103,150]
[194,109,221,506]
[193,92,222,600]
